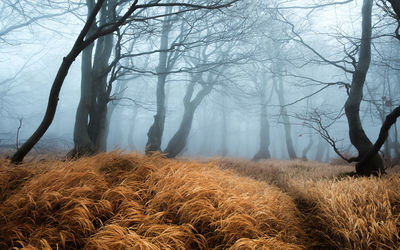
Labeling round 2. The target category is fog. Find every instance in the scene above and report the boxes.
[0,0,399,169]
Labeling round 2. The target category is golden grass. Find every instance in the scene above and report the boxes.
[0,152,305,249]
[291,176,400,249]
[1,153,400,249]
[216,158,354,191]
[218,157,400,249]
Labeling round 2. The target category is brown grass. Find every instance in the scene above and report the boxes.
[1,153,400,249]
[216,158,354,191]
[0,152,305,249]
[218,158,400,249]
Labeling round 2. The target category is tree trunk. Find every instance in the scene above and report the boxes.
[164,106,195,158]
[71,36,96,155]
[344,0,384,175]
[164,80,212,158]
[393,124,400,160]
[70,2,114,157]
[253,75,271,161]
[273,67,297,160]
[10,0,106,163]
[145,10,171,154]
[356,105,400,171]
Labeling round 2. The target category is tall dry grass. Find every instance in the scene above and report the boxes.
[218,157,400,249]
[216,158,353,191]
[291,176,400,249]
[2,153,400,249]
[0,152,305,249]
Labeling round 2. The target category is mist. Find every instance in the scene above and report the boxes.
[0,0,399,174]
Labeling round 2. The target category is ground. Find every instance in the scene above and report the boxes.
[0,152,399,249]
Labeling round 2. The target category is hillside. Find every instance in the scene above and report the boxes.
[1,152,399,249]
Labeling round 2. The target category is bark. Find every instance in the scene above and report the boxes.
[145,10,171,154]
[344,0,384,175]
[164,80,212,158]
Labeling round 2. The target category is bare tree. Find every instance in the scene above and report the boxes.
[0,0,79,40]
[11,0,239,163]
[344,0,384,175]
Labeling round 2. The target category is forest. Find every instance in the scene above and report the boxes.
[1,0,400,249]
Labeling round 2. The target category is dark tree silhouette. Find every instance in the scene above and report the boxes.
[11,0,239,163]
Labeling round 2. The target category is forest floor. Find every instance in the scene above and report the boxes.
[1,151,400,249]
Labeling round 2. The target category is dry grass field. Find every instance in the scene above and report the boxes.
[1,152,399,249]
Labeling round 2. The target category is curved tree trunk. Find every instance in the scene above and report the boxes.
[164,106,195,158]
[344,0,384,175]
[356,105,400,171]
[164,81,212,158]
[10,0,106,163]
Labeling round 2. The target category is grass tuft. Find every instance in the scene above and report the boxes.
[1,153,399,249]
